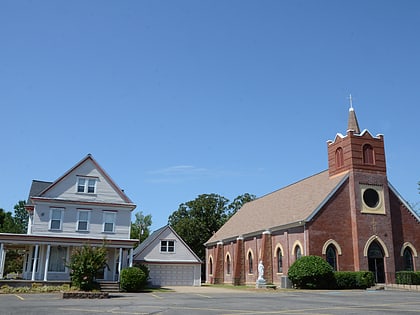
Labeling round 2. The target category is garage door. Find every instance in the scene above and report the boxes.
[149,264,195,286]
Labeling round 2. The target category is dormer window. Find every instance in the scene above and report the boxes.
[77,177,97,194]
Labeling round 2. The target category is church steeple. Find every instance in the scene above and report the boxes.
[347,95,360,134]
[327,98,386,177]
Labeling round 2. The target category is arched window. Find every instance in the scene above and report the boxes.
[276,247,283,273]
[335,147,344,168]
[295,246,302,260]
[363,144,375,165]
[326,245,337,271]
[226,254,231,275]
[209,257,213,275]
[248,251,253,274]
[403,247,414,271]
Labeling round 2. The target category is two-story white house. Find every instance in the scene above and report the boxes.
[0,154,137,282]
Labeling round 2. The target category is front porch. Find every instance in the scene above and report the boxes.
[0,233,137,282]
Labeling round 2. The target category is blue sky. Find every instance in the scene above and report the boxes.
[1,1,419,231]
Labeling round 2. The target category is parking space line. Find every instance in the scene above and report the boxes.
[59,308,149,314]
[195,293,212,298]
[149,293,163,299]
[13,294,24,300]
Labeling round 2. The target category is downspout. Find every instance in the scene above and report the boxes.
[0,243,4,279]
[303,222,307,256]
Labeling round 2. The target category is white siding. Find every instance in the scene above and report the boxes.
[142,229,198,262]
[41,159,128,204]
[31,202,131,239]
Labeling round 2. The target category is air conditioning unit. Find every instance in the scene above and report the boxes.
[280,276,292,289]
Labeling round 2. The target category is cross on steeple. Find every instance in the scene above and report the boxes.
[347,94,360,134]
[348,94,353,110]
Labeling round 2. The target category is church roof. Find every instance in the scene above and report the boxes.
[206,170,349,245]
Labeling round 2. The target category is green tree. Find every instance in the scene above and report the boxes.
[68,244,108,291]
[0,209,20,233]
[168,193,255,262]
[130,211,152,244]
[228,193,256,217]
[13,200,28,234]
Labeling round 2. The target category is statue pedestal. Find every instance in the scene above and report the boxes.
[256,278,267,288]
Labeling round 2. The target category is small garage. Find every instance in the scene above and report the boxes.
[147,264,201,286]
[133,225,202,286]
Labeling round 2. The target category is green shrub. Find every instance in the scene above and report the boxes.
[396,271,420,285]
[334,271,374,289]
[355,271,375,289]
[68,244,107,291]
[120,267,148,292]
[335,272,357,289]
[288,255,335,289]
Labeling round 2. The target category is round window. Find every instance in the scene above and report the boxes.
[363,188,380,208]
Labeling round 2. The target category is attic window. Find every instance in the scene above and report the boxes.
[77,177,97,194]
[160,240,175,253]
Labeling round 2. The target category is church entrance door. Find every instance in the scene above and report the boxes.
[368,241,385,283]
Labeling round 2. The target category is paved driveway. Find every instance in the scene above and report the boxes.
[0,286,419,315]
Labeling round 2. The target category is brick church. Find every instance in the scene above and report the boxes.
[205,105,420,286]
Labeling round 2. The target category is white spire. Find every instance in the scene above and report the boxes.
[348,94,354,111]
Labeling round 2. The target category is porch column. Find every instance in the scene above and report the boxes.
[43,245,51,281]
[118,248,123,279]
[0,243,5,279]
[128,248,133,267]
[31,245,39,281]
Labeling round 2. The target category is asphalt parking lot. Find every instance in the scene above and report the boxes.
[1,286,420,315]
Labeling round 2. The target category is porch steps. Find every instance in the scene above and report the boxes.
[99,281,120,292]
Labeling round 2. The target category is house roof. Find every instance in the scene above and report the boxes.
[27,180,53,204]
[206,170,349,245]
[134,225,202,263]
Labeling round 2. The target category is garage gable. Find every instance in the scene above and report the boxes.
[133,225,201,263]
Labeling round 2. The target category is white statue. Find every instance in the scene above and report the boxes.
[258,260,264,281]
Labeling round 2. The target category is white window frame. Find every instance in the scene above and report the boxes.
[76,177,97,194]
[103,211,116,233]
[160,240,175,253]
[49,208,64,231]
[76,209,91,232]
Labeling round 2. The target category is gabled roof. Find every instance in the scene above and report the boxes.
[134,225,202,263]
[206,170,349,245]
[33,154,134,206]
[27,180,53,204]
[388,182,420,222]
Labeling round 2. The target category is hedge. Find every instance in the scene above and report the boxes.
[334,271,375,289]
[396,271,420,285]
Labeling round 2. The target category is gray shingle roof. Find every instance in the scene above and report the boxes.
[27,180,53,204]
